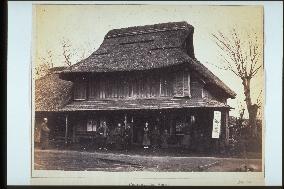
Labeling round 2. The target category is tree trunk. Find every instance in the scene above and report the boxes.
[242,77,259,138]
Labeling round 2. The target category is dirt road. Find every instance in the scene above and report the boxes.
[34,149,262,172]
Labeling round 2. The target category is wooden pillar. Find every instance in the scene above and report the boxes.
[224,110,229,145]
[169,111,173,135]
[124,114,127,129]
[220,110,228,140]
[65,114,69,144]
[72,122,76,143]
[130,116,134,144]
[219,109,229,153]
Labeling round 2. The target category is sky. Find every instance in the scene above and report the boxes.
[33,4,264,118]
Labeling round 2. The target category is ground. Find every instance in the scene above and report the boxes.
[34,149,262,172]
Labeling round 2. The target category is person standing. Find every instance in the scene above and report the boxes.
[124,124,132,152]
[142,122,151,149]
[40,118,50,150]
[97,121,109,151]
[151,125,160,150]
[181,121,191,150]
[161,129,170,149]
[113,123,124,150]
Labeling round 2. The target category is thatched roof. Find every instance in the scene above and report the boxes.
[60,21,236,98]
[61,22,194,73]
[35,70,73,112]
[60,98,230,112]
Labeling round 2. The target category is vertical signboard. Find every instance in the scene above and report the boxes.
[212,111,221,138]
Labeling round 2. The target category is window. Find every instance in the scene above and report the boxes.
[74,80,87,100]
[99,79,106,99]
[184,71,191,97]
[191,81,203,98]
[173,72,184,97]
[89,76,95,99]
[160,74,173,97]
[149,75,160,97]
[87,73,175,99]
[89,77,106,99]
[86,119,97,132]
[173,70,191,97]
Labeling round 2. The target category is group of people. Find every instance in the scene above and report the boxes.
[142,122,171,150]
[38,117,198,152]
[96,121,132,151]
[97,121,171,151]
[142,119,199,151]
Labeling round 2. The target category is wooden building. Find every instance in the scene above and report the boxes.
[35,22,236,152]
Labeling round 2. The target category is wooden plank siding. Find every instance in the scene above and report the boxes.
[72,69,224,102]
[81,72,174,100]
[73,80,87,100]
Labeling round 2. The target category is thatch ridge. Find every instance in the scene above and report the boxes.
[105,21,193,38]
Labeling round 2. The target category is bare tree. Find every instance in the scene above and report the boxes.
[35,50,54,79]
[212,29,263,137]
[61,38,96,67]
[61,38,73,67]
[35,39,96,79]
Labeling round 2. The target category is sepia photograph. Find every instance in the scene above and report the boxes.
[31,3,265,185]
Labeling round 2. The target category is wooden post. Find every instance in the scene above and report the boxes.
[224,110,229,145]
[72,122,76,143]
[219,110,229,153]
[65,114,68,144]
[131,116,134,144]
[182,71,185,96]
[159,77,162,96]
[124,114,127,129]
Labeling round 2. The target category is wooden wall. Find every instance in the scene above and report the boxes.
[84,72,173,100]
[72,67,226,103]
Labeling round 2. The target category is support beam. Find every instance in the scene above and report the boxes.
[224,110,229,145]
[124,114,127,129]
[219,110,229,153]
[65,114,68,144]
[72,121,76,143]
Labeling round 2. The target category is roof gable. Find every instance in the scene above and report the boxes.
[60,21,235,98]
[62,21,195,73]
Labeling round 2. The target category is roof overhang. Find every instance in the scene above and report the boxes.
[59,98,232,112]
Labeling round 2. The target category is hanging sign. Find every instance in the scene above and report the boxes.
[212,111,221,138]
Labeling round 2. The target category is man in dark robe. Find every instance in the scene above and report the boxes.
[151,125,160,150]
[40,118,50,150]
[181,122,191,150]
[123,124,132,152]
[161,129,169,149]
[97,121,109,150]
[113,123,124,150]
